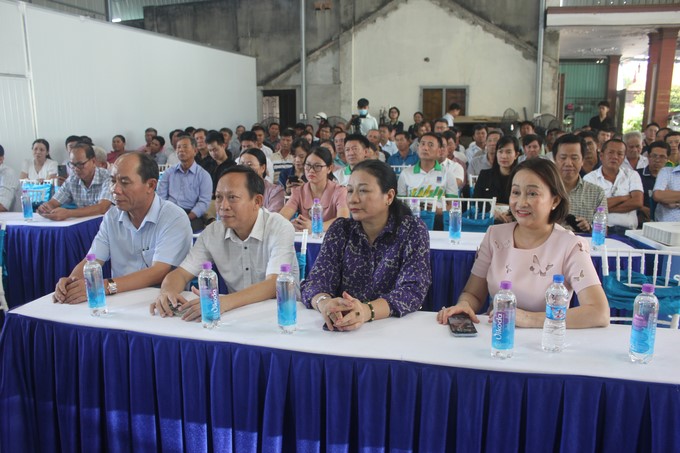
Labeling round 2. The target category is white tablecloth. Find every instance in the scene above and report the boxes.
[12,288,680,386]
[0,212,102,227]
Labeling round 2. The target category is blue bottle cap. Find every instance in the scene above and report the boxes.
[280,263,291,273]
[553,274,564,283]
[500,280,512,290]
[202,262,212,270]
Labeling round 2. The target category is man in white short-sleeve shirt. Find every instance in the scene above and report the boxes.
[652,165,680,222]
[53,153,192,304]
[397,132,459,213]
[152,166,298,321]
[584,139,643,231]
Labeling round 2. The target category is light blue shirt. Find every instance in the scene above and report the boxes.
[380,140,398,156]
[653,165,680,222]
[89,195,192,278]
[157,161,212,217]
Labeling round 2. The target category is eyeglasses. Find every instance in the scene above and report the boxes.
[67,159,92,169]
[649,154,668,160]
[304,163,327,172]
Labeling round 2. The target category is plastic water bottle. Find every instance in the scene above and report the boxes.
[629,283,659,364]
[21,190,33,221]
[449,200,462,244]
[276,263,297,333]
[410,198,420,218]
[311,198,324,238]
[542,274,569,352]
[198,262,221,329]
[83,253,107,316]
[491,281,517,359]
[591,206,607,251]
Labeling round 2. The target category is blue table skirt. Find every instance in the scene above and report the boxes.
[1,314,678,452]
[6,217,106,308]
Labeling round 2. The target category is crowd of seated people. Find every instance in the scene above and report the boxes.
[1,96,679,330]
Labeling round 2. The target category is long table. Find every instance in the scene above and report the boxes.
[1,288,678,452]
[0,213,104,308]
[296,231,634,311]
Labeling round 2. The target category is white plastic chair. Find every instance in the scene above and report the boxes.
[390,165,410,176]
[398,196,439,212]
[157,164,170,173]
[602,248,680,328]
[455,197,496,220]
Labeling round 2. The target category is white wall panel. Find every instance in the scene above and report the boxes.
[0,1,28,75]
[0,77,36,171]
[13,3,256,164]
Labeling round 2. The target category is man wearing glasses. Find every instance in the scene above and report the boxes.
[38,142,113,220]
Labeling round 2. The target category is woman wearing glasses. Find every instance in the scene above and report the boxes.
[239,148,285,213]
[279,146,349,232]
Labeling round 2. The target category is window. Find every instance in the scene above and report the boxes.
[421,87,468,122]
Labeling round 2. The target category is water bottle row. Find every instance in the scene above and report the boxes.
[491,276,659,364]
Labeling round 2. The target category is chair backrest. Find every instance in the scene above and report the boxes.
[158,164,170,173]
[398,196,439,213]
[20,179,54,208]
[601,248,680,328]
[456,197,496,220]
[468,174,478,188]
[390,165,409,176]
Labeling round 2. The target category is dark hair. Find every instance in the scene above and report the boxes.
[251,125,265,133]
[79,136,93,145]
[448,102,460,111]
[598,100,610,108]
[241,147,268,178]
[319,124,332,132]
[645,122,660,130]
[394,131,410,141]
[219,165,265,198]
[113,134,126,144]
[510,159,570,224]
[72,141,95,160]
[318,139,334,150]
[0,144,4,157]
[420,132,443,148]
[379,123,394,132]
[306,146,335,180]
[601,138,626,154]
[473,124,489,134]
[351,160,412,225]
[433,118,449,128]
[357,98,369,108]
[206,131,225,145]
[169,129,182,141]
[145,127,158,135]
[292,138,311,155]
[219,127,233,137]
[152,135,165,147]
[239,131,258,143]
[665,131,680,141]
[345,133,370,149]
[442,130,457,142]
[493,136,520,172]
[522,134,544,148]
[32,139,51,159]
[552,133,586,158]
[184,126,196,135]
[579,130,598,144]
[268,122,280,129]
[649,140,671,156]
[281,128,295,138]
[413,111,424,119]
[389,106,400,116]
[193,128,207,137]
[176,133,197,148]
[65,135,81,146]
[294,122,306,130]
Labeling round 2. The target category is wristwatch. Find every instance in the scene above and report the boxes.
[106,278,118,295]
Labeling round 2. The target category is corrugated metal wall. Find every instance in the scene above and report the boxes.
[560,60,608,129]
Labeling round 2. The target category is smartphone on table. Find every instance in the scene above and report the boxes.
[448,313,477,337]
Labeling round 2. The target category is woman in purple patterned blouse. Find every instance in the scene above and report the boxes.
[301,160,431,331]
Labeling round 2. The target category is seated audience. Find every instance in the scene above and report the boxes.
[301,160,431,331]
[552,134,607,232]
[443,130,467,165]
[136,127,157,153]
[638,141,669,222]
[407,112,424,139]
[622,131,647,171]
[157,134,212,232]
[148,136,167,165]
[652,153,680,222]
[475,136,520,222]
[204,131,236,194]
[466,124,489,162]
[193,128,214,170]
[584,139,643,235]
[279,138,310,194]
[107,135,127,164]
[468,130,501,177]
[0,144,20,212]
[664,131,680,167]
[270,128,295,183]
[38,142,113,220]
[387,106,404,133]
[387,131,419,167]
[437,158,610,329]
[333,131,348,168]
[20,139,58,180]
[642,122,660,155]
[378,124,398,156]
[518,134,547,163]
[53,153,192,304]
[280,146,349,231]
[334,134,371,186]
[151,166,298,320]
[238,131,275,183]
[579,130,601,176]
[93,146,109,170]
[240,148,285,213]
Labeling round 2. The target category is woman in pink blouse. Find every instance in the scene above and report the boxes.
[437,158,610,328]
[240,148,285,213]
[279,146,349,232]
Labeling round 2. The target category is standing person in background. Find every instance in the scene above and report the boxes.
[442,103,461,127]
[354,98,379,136]
[589,101,614,132]
[387,106,404,133]
[20,139,58,180]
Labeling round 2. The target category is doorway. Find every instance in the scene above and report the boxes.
[262,89,296,129]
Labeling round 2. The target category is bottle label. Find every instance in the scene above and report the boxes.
[630,313,656,355]
[200,287,220,322]
[545,303,566,321]
[491,309,515,350]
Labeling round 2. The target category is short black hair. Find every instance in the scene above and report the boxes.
[473,124,488,133]
[522,134,544,148]
[601,138,626,154]
[579,130,599,144]
[357,98,369,108]
[649,141,671,156]
[240,131,257,143]
[113,134,126,143]
[0,144,4,157]
[598,100,610,108]
[145,127,158,135]
[219,165,265,198]
[281,128,295,138]
[519,120,534,129]
[72,141,95,160]
[552,133,586,158]
[251,125,265,134]
[193,128,207,136]
[219,127,233,137]
[645,122,660,130]
[448,102,460,111]
[65,135,81,146]
[345,133,370,149]
[420,132,443,148]
[206,131,225,145]
[442,130,456,141]
[176,133,197,148]
[379,123,394,132]
[394,131,410,141]
[665,131,680,141]
[152,135,165,147]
